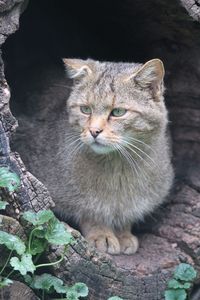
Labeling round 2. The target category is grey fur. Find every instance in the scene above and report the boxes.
[14,58,174,252]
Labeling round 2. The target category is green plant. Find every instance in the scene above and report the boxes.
[0,167,20,193]
[165,263,197,300]
[0,167,20,210]
[0,207,89,299]
[0,167,88,299]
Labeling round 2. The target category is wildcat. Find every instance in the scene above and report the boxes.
[14,58,174,255]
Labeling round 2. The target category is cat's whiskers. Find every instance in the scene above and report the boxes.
[126,136,157,155]
[120,139,157,170]
[67,140,84,159]
[64,133,80,140]
[56,135,81,156]
[67,138,82,148]
[120,143,160,198]
[97,138,159,197]
[115,144,147,195]
[117,144,139,177]
[122,142,153,170]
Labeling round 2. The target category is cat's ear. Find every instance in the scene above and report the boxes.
[63,58,93,79]
[134,59,164,88]
[126,59,164,100]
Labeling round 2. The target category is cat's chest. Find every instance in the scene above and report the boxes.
[71,155,135,197]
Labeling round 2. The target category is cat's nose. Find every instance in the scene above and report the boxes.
[90,128,103,139]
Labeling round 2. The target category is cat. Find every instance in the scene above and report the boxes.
[14,58,174,255]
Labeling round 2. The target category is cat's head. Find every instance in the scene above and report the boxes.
[63,58,167,155]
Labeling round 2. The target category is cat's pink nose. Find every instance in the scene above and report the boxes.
[90,128,103,138]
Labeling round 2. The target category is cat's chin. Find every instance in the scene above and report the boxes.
[90,142,114,155]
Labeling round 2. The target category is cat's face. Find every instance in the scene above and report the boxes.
[63,58,167,155]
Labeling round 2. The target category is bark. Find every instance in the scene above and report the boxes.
[0,0,200,299]
[180,0,200,21]
[0,0,54,217]
[47,184,200,300]
[0,281,38,300]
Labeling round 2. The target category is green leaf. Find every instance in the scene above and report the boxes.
[32,273,66,293]
[71,282,89,297]
[24,274,33,285]
[45,217,74,245]
[182,282,191,289]
[0,231,26,255]
[29,237,46,255]
[22,210,54,226]
[0,277,13,288]
[165,289,187,300]
[168,279,191,290]
[10,253,36,275]
[174,263,197,282]
[66,289,79,300]
[0,168,20,192]
[108,297,124,300]
[0,201,8,210]
[33,226,46,238]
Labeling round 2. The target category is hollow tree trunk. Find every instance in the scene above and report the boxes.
[0,0,200,299]
[0,0,54,216]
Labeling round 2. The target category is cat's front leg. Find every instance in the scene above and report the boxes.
[116,227,139,255]
[80,221,120,255]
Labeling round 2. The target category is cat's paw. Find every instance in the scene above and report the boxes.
[86,229,120,255]
[117,232,139,255]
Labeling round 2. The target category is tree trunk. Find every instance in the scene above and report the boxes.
[0,0,200,299]
[0,281,38,300]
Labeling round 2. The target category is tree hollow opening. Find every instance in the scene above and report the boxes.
[2,0,200,210]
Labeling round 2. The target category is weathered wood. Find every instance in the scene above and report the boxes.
[0,281,38,300]
[0,0,200,299]
[47,183,199,300]
[0,0,54,217]
[180,0,200,21]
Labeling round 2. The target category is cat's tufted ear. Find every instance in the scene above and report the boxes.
[63,58,93,79]
[134,59,164,88]
[127,59,164,100]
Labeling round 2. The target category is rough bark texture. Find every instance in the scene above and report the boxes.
[0,0,54,218]
[0,281,38,300]
[0,0,200,299]
[180,0,200,21]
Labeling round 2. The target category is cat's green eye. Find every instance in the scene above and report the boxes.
[80,106,92,115]
[110,108,127,117]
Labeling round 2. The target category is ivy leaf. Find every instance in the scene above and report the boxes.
[29,237,47,255]
[108,297,124,300]
[66,289,79,300]
[168,279,191,290]
[174,263,197,282]
[0,277,13,288]
[165,289,187,300]
[32,273,66,293]
[71,282,89,297]
[10,253,36,275]
[22,210,54,226]
[24,274,33,285]
[32,226,46,238]
[0,231,25,255]
[45,217,74,245]
[0,167,20,192]
[182,282,191,289]
[0,201,8,210]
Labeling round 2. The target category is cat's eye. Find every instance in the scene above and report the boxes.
[110,108,127,117]
[80,106,92,115]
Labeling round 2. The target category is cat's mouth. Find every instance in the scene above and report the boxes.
[90,141,114,154]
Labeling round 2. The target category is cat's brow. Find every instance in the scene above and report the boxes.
[111,94,116,108]
[129,108,142,114]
